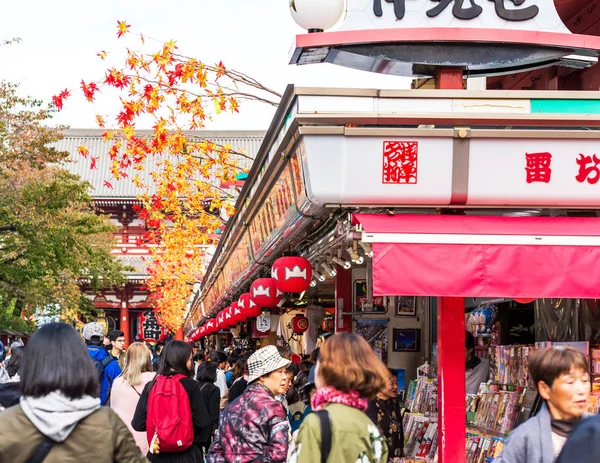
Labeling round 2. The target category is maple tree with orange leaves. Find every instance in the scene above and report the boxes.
[55,22,281,331]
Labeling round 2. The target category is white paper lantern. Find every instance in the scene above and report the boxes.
[290,0,345,32]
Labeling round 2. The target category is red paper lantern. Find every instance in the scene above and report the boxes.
[239,293,261,318]
[205,318,217,334]
[223,306,236,328]
[321,318,334,332]
[231,302,245,323]
[217,310,226,330]
[291,314,309,334]
[251,278,283,308]
[271,256,312,293]
[514,298,536,304]
[139,309,168,342]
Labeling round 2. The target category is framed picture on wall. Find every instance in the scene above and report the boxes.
[396,296,417,317]
[393,328,421,352]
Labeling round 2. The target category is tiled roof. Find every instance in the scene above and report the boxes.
[119,254,150,277]
[56,129,265,199]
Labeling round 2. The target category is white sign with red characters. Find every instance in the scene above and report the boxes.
[468,138,600,206]
[301,134,600,208]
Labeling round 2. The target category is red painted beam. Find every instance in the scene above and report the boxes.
[438,297,466,463]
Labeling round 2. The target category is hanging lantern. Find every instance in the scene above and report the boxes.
[197,325,206,338]
[251,278,283,307]
[292,314,309,334]
[272,256,312,294]
[321,318,335,332]
[139,309,168,342]
[205,318,217,335]
[514,298,536,304]
[217,310,226,330]
[223,306,236,328]
[231,302,245,324]
[239,293,261,318]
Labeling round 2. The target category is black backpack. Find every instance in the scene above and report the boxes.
[90,348,115,383]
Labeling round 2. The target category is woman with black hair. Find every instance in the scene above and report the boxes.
[196,362,221,453]
[0,323,146,462]
[6,346,24,380]
[132,340,211,462]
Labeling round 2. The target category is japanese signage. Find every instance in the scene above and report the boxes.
[340,0,568,33]
[139,310,167,342]
[468,139,600,206]
[301,134,600,207]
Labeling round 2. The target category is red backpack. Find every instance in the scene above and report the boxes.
[146,374,194,452]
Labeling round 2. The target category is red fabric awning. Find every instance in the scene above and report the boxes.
[353,214,600,298]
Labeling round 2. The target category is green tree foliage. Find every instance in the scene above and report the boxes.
[0,81,126,329]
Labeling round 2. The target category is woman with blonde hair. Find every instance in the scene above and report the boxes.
[111,342,155,455]
[289,333,390,463]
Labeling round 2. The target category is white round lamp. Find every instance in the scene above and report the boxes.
[290,0,345,33]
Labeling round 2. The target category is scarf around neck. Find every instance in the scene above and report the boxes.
[311,386,368,412]
[551,418,581,438]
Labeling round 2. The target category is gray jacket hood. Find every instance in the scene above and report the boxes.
[20,391,101,442]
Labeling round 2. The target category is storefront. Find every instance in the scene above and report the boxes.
[185,85,600,461]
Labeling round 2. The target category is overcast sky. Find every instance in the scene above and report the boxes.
[0,0,410,131]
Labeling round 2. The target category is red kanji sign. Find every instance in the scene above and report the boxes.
[525,152,552,183]
[576,153,600,184]
[383,141,418,184]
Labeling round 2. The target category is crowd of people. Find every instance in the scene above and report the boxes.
[1,322,600,462]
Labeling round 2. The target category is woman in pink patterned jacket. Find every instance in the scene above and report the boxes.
[206,346,291,463]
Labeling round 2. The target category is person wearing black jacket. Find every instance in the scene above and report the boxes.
[557,414,600,463]
[366,368,404,460]
[132,341,211,463]
[196,362,221,452]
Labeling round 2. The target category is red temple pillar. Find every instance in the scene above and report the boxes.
[334,265,353,333]
[175,326,184,341]
[120,301,130,348]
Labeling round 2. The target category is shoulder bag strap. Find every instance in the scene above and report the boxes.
[315,409,332,463]
[131,383,141,397]
[27,436,55,463]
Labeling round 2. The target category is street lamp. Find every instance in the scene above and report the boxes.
[290,0,345,33]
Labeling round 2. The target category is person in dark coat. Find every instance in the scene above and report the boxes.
[367,368,404,460]
[556,414,600,463]
[196,362,221,453]
[132,340,211,463]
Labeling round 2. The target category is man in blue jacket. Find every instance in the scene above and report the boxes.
[82,322,122,405]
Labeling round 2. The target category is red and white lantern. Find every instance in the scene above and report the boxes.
[239,292,261,318]
[251,278,283,308]
[223,306,236,328]
[231,302,245,324]
[271,256,312,293]
[321,318,335,332]
[291,314,310,334]
[205,318,217,334]
[217,311,226,330]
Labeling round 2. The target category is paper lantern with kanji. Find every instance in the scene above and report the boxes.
[321,318,334,332]
[251,278,283,308]
[239,293,261,318]
[291,314,309,334]
[271,256,312,293]
[139,310,167,342]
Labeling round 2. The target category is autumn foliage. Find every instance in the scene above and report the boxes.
[55,22,280,331]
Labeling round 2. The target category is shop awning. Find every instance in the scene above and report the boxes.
[353,214,600,299]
